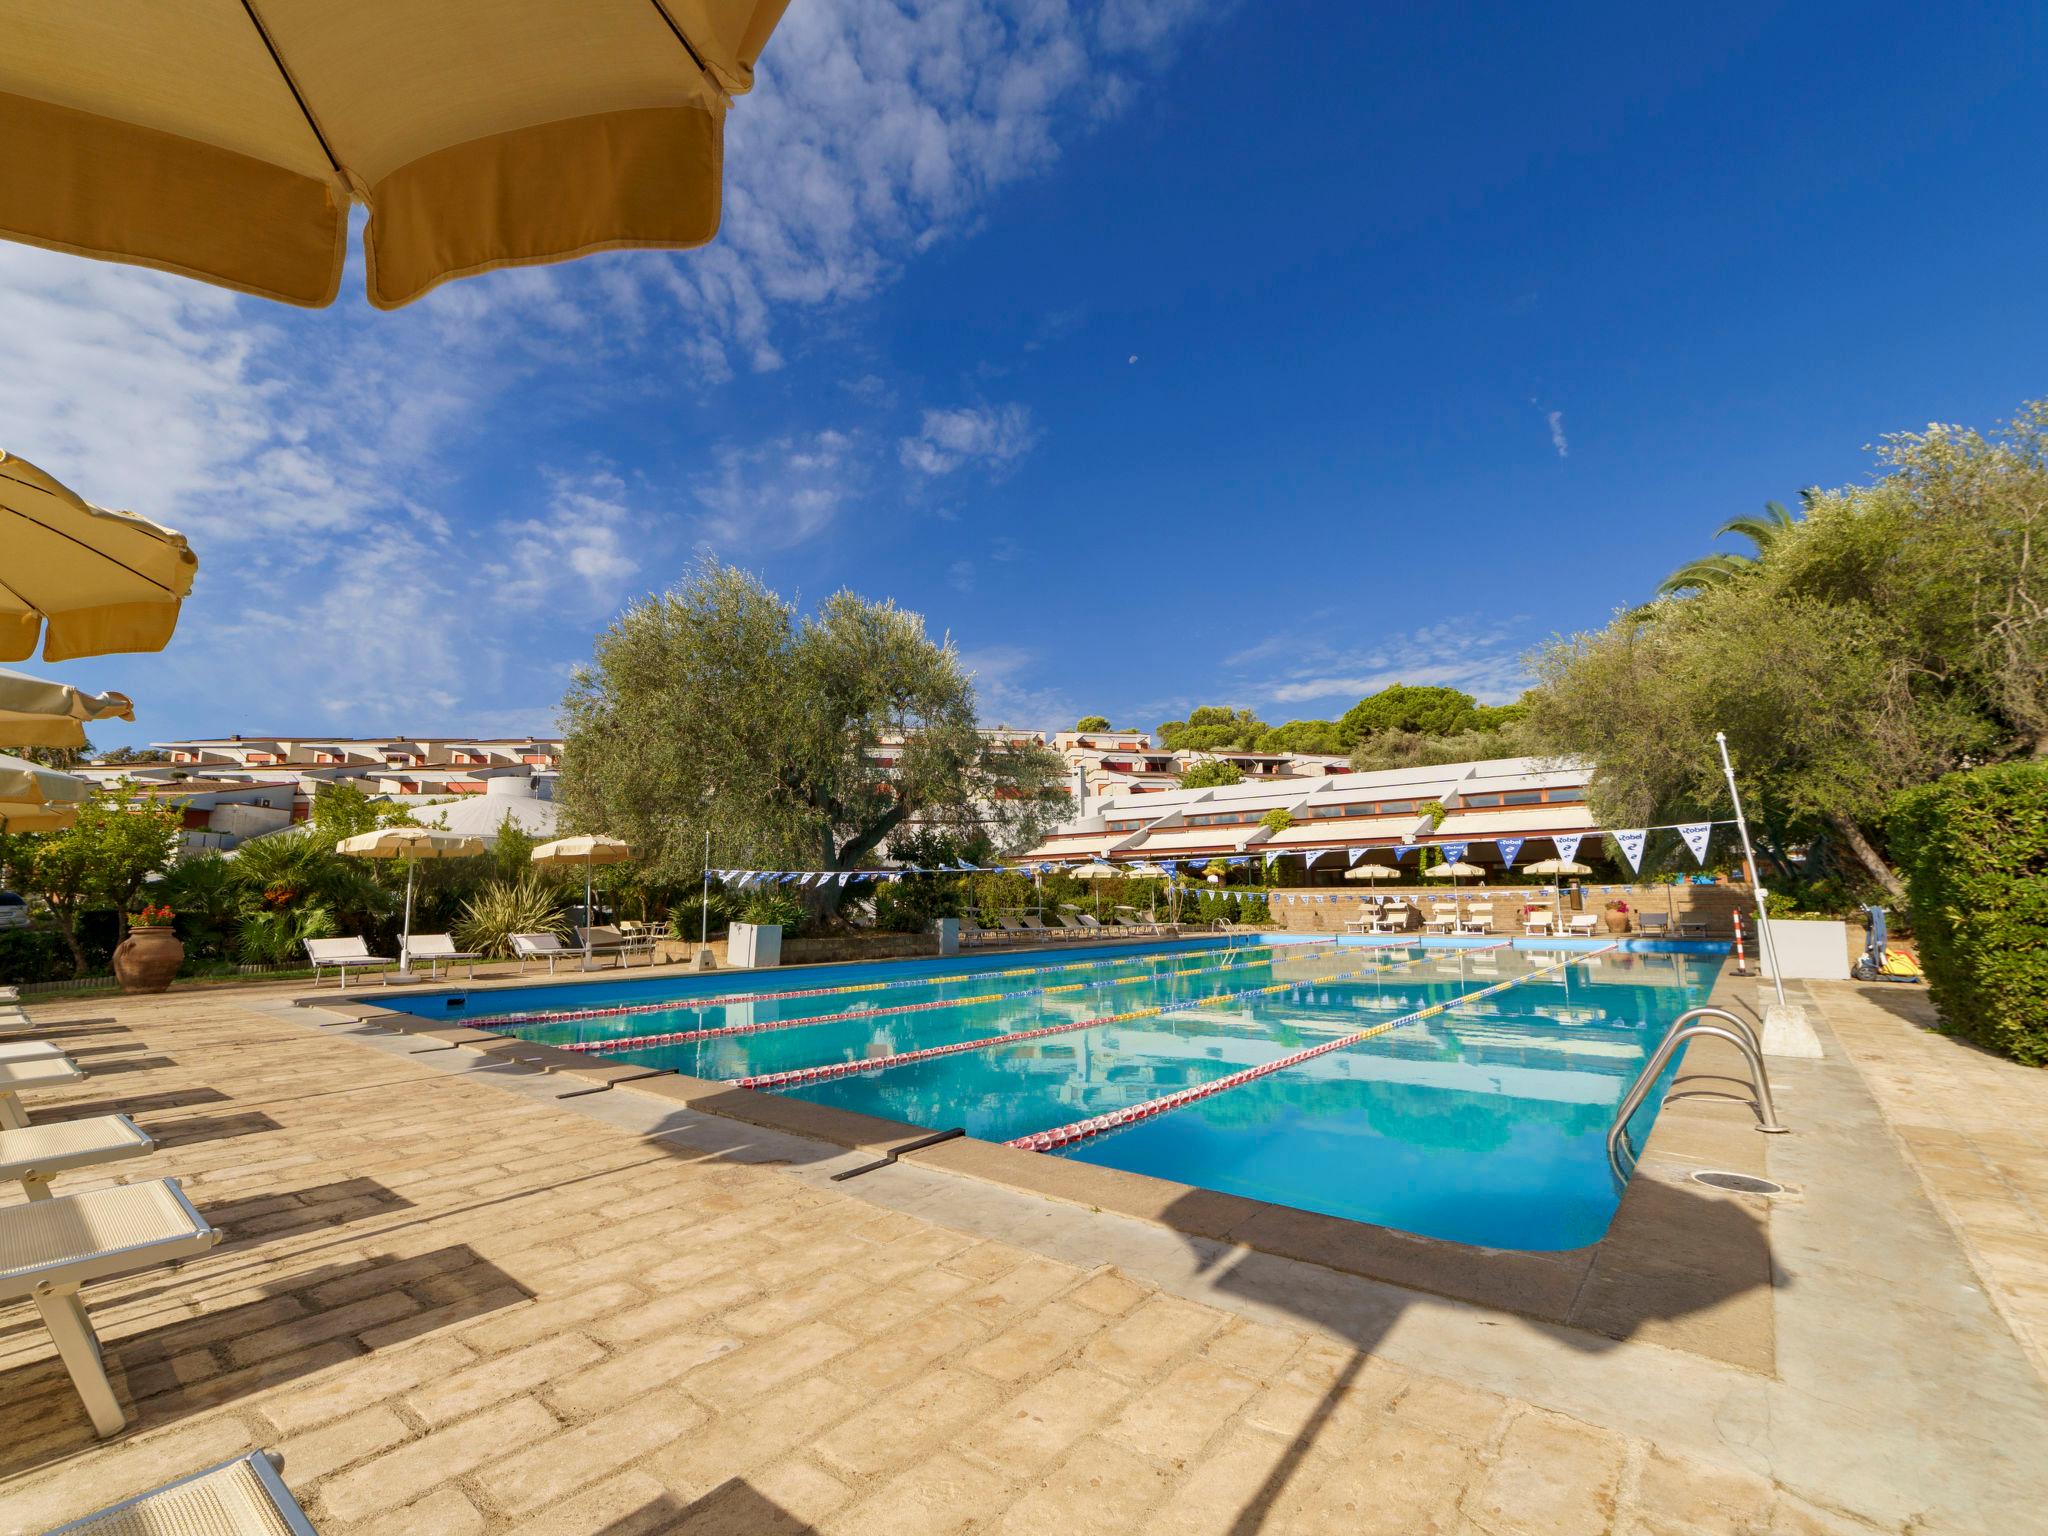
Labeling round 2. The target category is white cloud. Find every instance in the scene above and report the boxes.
[486,470,643,610]
[900,403,1038,476]
[1231,620,1535,709]
[1546,409,1569,459]
[691,429,862,551]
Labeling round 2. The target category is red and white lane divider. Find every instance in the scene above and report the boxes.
[1007,945,1617,1152]
[729,941,1479,1091]
[468,935,1315,1030]
[557,940,1361,1057]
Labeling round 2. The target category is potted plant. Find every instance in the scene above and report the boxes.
[113,903,184,993]
[1602,898,1631,934]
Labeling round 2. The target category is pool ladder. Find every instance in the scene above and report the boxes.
[1607,1006,1788,1181]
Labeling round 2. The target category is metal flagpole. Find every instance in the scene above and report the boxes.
[1715,731,1786,1008]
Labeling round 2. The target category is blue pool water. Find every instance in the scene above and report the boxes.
[384,937,1722,1251]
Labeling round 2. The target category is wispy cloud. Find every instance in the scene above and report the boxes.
[486,470,643,611]
[692,429,862,551]
[1546,409,1569,459]
[900,403,1038,476]
[1226,619,1536,710]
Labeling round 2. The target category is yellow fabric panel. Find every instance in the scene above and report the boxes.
[0,0,334,176]
[0,92,345,308]
[0,455,199,662]
[659,0,795,94]
[262,0,723,184]
[365,104,723,310]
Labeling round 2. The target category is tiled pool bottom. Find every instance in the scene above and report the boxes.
[386,938,1725,1251]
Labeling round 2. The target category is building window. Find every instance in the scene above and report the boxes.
[1502,790,1542,805]
[1544,787,1585,803]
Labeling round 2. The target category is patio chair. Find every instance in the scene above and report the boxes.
[997,913,1029,936]
[0,1053,86,1130]
[511,931,576,974]
[1639,912,1671,936]
[403,932,481,980]
[304,935,395,989]
[957,915,997,945]
[0,1178,221,1436]
[1072,913,1107,931]
[1567,913,1601,936]
[47,1450,315,1534]
[1523,907,1556,936]
[0,1114,152,1200]
[579,924,661,968]
[1052,912,1088,933]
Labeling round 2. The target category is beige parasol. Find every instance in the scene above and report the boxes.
[337,827,484,975]
[1523,856,1593,911]
[531,835,636,949]
[2,453,199,663]
[0,1,791,311]
[0,750,92,831]
[0,666,133,749]
[1342,862,1401,881]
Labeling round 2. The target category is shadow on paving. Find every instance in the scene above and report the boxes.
[143,1109,285,1149]
[37,1086,232,1121]
[0,1242,529,1477]
[620,1478,820,1536]
[1151,1169,1777,1535]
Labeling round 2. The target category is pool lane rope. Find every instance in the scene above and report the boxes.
[1006,944,1618,1152]
[554,940,1369,1056]
[729,941,1496,1091]
[466,935,1320,1030]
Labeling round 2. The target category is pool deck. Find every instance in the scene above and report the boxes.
[1,968,2043,1533]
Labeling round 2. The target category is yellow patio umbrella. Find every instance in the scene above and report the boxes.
[531,835,636,951]
[0,0,792,311]
[336,826,484,976]
[0,666,133,749]
[2,453,198,663]
[1342,862,1401,880]
[0,750,92,832]
[1523,856,1593,912]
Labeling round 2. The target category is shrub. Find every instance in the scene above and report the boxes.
[454,876,567,958]
[668,888,739,943]
[1889,763,2048,1064]
[737,889,808,935]
[235,903,338,966]
[873,877,960,933]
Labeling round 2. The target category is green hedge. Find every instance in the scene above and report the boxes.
[1890,763,2048,1064]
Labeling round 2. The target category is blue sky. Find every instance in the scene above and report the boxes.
[8,0,2046,749]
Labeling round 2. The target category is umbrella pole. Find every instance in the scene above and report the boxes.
[584,867,594,958]
[402,860,416,976]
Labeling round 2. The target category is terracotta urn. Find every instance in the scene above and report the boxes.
[1603,909,1631,934]
[113,926,183,994]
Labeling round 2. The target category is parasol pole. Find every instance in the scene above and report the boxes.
[401,856,417,974]
[1715,731,1786,1007]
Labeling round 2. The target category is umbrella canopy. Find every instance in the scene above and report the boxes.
[337,827,483,974]
[0,750,92,831]
[532,836,635,949]
[0,666,133,749]
[1343,862,1401,881]
[0,1,791,311]
[1067,862,1125,880]
[1523,858,1593,877]
[1423,862,1485,879]
[2,453,199,663]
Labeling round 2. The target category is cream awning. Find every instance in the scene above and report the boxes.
[0,1,790,310]
[0,667,133,748]
[1,453,198,662]
[0,750,92,831]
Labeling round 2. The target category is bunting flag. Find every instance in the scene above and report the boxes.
[1159,860,1178,877]
[1496,837,1524,869]
[1394,844,1411,860]
[837,871,854,885]
[1611,829,1648,872]
[1304,850,1327,868]
[1439,843,1469,865]
[1228,856,1250,866]
[1553,833,1584,862]
[1264,851,1279,868]
[1678,823,1713,864]
[1348,846,1369,865]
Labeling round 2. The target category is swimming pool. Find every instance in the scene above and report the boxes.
[385,936,1723,1250]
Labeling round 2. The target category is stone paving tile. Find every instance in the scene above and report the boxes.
[0,986,1953,1535]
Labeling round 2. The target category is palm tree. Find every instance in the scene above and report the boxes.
[1656,496,1809,597]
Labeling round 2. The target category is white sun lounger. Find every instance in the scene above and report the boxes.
[1567,913,1601,936]
[511,931,574,973]
[1524,908,1556,935]
[577,925,661,969]
[47,1449,315,1535]
[0,1039,64,1062]
[402,932,481,980]
[304,936,395,989]
[0,1053,86,1130]
[1459,911,1496,935]
[0,1114,153,1200]
[0,1177,222,1436]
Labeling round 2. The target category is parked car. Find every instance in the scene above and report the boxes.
[0,891,28,930]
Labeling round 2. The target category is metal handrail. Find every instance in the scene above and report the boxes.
[1607,1006,1788,1179]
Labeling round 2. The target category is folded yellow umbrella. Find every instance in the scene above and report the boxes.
[0,750,92,832]
[2,453,199,663]
[0,0,791,310]
[0,666,133,749]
